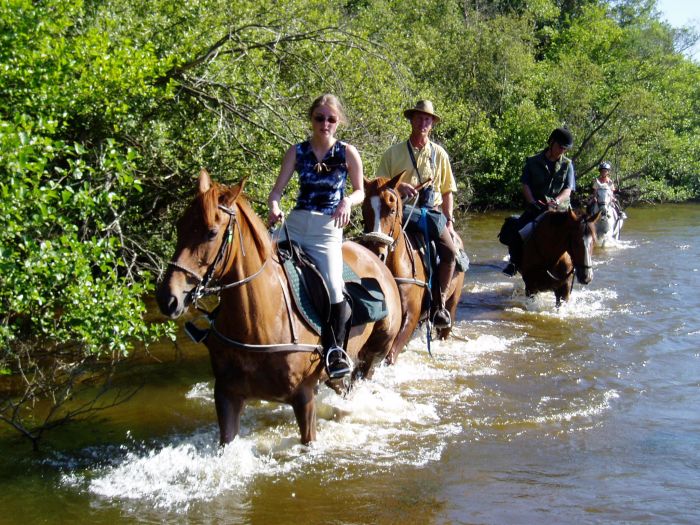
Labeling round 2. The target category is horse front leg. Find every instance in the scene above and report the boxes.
[292,384,317,444]
[555,278,573,307]
[385,308,419,365]
[214,380,245,446]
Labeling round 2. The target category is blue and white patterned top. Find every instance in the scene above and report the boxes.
[294,140,348,215]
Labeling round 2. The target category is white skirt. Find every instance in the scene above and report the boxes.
[279,209,344,304]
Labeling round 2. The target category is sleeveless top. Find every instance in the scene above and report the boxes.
[294,140,348,216]
[593,179,613,191]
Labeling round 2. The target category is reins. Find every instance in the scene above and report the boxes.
[532,212,592,283]
[168,204,268,304]
[169,202,322,354]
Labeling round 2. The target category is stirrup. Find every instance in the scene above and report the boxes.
[325,345,352,379]
[432,308,452,329]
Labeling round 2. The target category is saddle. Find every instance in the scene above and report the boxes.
[277,240,389,336]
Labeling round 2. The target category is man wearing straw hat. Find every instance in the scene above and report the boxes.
[375,100,458,329]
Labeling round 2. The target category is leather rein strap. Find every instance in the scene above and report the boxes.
[169,204,319,353]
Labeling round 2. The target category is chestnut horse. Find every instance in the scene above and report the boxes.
[360,174,465,364]
[156,171,401,445]
[519,209,599,305]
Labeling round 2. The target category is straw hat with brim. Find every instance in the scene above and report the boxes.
[403,100,441,123]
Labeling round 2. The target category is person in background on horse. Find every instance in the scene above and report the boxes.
[590,161,616,199]
[375,100,458,329]
[593,161,616,192]
[588,161,616,209]
[267,94,365,379]
[588,160,625,219]
[502,127,576,276]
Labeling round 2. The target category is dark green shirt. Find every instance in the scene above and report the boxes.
[520,150,576,205]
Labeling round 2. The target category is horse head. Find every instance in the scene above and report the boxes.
[568,209,600,285]
[156,169,257,318]
[360,172,404,262]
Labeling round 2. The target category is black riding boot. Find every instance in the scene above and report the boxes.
[323,300,352,379]
[503,240,523,276]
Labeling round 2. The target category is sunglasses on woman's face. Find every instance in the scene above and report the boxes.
[313,115,338,123]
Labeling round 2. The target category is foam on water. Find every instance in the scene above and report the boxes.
[506,287,620,319]
[63,338,481,509]
[60,276,626,511]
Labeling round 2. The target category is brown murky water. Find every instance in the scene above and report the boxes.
[2,204,699,524]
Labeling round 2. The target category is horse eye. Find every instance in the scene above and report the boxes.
[207,228,219,240]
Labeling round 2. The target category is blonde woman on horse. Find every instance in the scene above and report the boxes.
[267,94,365,379]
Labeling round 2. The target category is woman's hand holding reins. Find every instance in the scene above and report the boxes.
[268,203,284,227]
[332,197,351,228]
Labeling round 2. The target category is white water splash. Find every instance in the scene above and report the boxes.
[60,281,624,510]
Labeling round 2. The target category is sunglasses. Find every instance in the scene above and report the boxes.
[313,115,338,124]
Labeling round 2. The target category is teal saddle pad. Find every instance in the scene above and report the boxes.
[282,258,389,336]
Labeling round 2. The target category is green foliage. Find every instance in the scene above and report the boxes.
[0,119,170,357]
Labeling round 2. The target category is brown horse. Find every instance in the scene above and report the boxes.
[156,171,401,445]
[359,174,465,364]
[520,209,599,305]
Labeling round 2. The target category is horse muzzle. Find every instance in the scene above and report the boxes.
[575,265,593,285]
[156,273,193,319]
[361,231,395,262]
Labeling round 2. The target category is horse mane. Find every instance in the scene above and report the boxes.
[232,192,272,261]
[197,181,271,261]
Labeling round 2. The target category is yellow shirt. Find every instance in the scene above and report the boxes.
[375,140,457,207]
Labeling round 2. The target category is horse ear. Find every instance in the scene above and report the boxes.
[198,169,211,194]
[363,176,372,187]
[223,177,247,205]
[387,171,405,189]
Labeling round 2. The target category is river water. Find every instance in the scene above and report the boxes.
[1,204,699,524]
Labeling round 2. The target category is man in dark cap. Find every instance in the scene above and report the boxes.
[502,127,576,276]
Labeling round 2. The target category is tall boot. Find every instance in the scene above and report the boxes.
[323,300,352,379]
[503,239,522,276]
[432,259,455,329]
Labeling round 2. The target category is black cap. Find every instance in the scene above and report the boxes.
[548,127,574,149]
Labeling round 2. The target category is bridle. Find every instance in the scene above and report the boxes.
[168,203,321,354]
[168,204,268,304]
[533,213,593,283]
[360,188,428,289]
[360,187,417,251]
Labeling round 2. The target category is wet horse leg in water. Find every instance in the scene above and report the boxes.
[215,381,245,445]
[292,384,317,445]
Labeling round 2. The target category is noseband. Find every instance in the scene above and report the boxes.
[535,214,592,282]
[168,204,267,303]
[360,187,409,250]
[570,216,593,278]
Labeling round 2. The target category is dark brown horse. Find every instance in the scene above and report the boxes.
[359,174,465,364]
[156,171,401,445]
[520,209,599,305]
